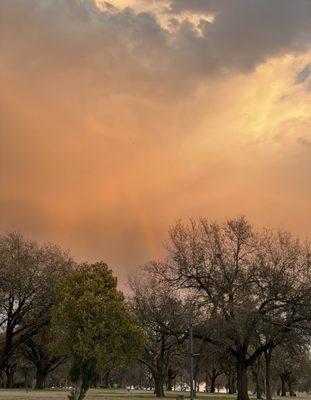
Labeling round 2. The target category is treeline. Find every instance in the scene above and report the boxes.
[126,217,311,400]
[0,217,311,400]
[0,232,144,400]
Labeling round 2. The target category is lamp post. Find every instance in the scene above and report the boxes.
[189,321,194,400]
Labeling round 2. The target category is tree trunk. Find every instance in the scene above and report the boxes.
[287,379,295,397]
[35,366,48,389]
[256,386,263,399]
[281,375,286,397]
[228,381,235,394]
[167,369,174,391]
[193,379,197,398]
[255,374,263,399]
[226,372,236,394]
[210,374,216,393]
[74,372,84,400]
[154,375,165,398]
[5,370,14,389]
[264,350,272,400]
[251,363,263,399]
[237,353,249,400]
[4,364,16,389]
[233,380,237,394]
[103,371,110,389]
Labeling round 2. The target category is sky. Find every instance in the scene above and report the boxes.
[1,0,311,283]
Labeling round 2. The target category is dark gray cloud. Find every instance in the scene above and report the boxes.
[1,0,311,94]
[169,0,311,71]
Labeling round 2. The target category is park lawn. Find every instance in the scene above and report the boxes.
[0,390,307,400]
[87,390,235,400]
[0,389,237,400]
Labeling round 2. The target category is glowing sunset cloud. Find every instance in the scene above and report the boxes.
[1,0,310,282]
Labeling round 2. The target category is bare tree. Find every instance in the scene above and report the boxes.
[0,232,73,374]
[129,273,189,397]
[150,217,311,400]
[193,341,225,394]
[273,338,311,397]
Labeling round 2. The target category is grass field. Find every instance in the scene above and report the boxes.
[0,390,236,400]
[0,390,309,400]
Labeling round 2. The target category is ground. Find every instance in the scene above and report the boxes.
[0,390,233,400]
[0,390,308,400]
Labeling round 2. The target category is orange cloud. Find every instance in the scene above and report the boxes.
[0,0,310,282]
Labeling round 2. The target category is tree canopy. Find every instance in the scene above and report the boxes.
[0,220,310,399]
[150,217,311,400]
[0,232,72,372]
[51,261,144,400]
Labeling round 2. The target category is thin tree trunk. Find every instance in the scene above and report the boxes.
[193,379,197,398]
[281,375,286,397]
[228,382,235,394]
[74,372,84,400]
[255,375,263,399]
[209,370,218,393]
[264,350,272,400]
[251,364,263,399]
[226,371,236,394]
[287,379,295,397]
[103,371,110,389]
[167,369,174,391]
[167,375,173,391]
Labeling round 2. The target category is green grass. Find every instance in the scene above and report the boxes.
[0,389,308,400]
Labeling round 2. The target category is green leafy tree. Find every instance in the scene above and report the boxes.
[51,262,144,400]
